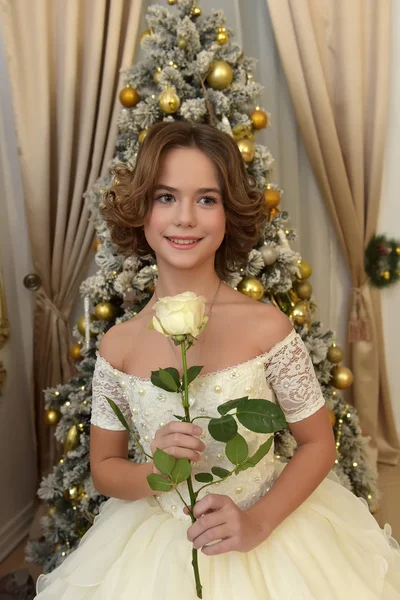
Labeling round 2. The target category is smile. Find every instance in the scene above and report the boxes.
[165,237,203,249]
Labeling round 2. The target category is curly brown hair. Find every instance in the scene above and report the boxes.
[101,121,268,281]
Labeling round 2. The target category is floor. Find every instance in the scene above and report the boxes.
[1,462,399,585]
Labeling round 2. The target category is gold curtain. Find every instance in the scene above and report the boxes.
[0,0,143,475]
[267,0,399,467]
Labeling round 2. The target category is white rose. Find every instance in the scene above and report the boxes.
[150,291,208,339]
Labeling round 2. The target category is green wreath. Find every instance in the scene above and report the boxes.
[365,234,400,288]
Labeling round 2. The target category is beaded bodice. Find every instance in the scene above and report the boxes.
[91,329,326,522]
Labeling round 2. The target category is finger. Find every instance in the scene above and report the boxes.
[162,422,203,437]
[157,446,202,462]
[187,511,227,542]
[158,433,205,454]
[193,525,229,550]
[201,537,234,556]
[193,494,230,519]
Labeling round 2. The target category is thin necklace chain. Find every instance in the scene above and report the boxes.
[154,279,222,371]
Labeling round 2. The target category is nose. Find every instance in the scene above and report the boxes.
[174,199,197,228]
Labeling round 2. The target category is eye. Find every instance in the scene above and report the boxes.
[199,196,217,206]
[155,193,175,203]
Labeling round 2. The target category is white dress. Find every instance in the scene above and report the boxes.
[35,329,400,599]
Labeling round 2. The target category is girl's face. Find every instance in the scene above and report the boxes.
[144,146,226,273]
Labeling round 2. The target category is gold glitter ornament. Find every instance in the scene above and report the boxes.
[119,85,140,108]
[331,365,354,389]
[69,343,83,361]
[140,28,153,41]
[297,259,312,280]
[250,107,268,130]
[191,5,202,18]
[295,280,312,300]
[178,36,188,49]
[94,301,115,321]
[138,129,148,143]
[292,301,309,325]
[216,27,229,45]
[158,87,181,114]
[167,0,177,4]
[64,424,79,453]
[327,344,343,364]
[396,246,400,255]
[48,505,56,518]
[153,68,162,84]
[44,409,61,426]
[237,138,255,163]
[64,484,84,502]
[206,61,233,90]
[237,277,264,301]
[264,187,281,209]
[77,314,97,337]
[381,270,390,280]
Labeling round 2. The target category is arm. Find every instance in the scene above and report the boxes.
[247,312,336,535]
[90,328,157,501]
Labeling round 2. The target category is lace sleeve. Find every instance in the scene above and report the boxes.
[264,331,326,423]
[90,355,132,431]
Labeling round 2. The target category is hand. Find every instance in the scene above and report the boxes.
[185,493,270,556]
[150,421,206,475]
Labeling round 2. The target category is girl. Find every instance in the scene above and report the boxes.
[36,122,400,599]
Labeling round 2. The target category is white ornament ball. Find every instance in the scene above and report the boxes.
[260,245,278,265]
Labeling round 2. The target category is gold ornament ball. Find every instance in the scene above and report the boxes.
[77,314,97,337]
[298,259,312,280]
[64,485,83,502]
[178,36,187,49]
[153,68,162,84]
[250,108,268,130]
[191,6,202,17]
[64,424,79,453]
[327,344,343,364]
[216,28,229,45]
[328,409,336,427]
[94,302,115,321]
[260,245,278,266]
[237,138,255,163]
[295,280,312,300]
[158,87,181,114]
[44,409,61,426]
[264,187,281,209]
[206,61,233,90]
[48,505,56,518]
[395,246,400,255]
[381,270,390,280]
[167,0,177,4]
[237,277,264,301]
[119,85,140,108]
[331,365,354,390]
[292,301,309,325]
[69,343,83,361]
[138,129,148,144]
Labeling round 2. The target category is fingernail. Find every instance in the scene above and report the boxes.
[194,426,203,434]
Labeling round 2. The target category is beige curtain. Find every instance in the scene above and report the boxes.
[267,0,399,467]
[0,0,143,476]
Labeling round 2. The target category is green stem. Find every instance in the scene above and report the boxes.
[127,428,153,461]
[181,341,203,599]
[191,415,213,422]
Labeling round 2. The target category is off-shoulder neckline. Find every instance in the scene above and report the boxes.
[95,328,298,384]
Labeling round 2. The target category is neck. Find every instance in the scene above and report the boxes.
[154,270,222,300]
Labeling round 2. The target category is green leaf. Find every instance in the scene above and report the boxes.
[217,397,248,416]
[153,448,176,477]
[170,458,191,484]
[247,436,274,467]
[106,398,131,432]
[186,365,204,386]
[173,414,186,422]
[194,472,213,483]
[211,466,230,479]
[147,474,174,492]
[234,437,274,474]
[150,368,180,393]
[208,415,238,442]
[236,399,287,433]
[225,433,248,465]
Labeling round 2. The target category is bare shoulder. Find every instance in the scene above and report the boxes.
[98,314,143,370]
[220,284,293,352]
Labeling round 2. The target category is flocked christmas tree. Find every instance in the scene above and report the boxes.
[26,0,379,572]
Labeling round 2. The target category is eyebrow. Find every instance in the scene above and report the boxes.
[153,184,222,195]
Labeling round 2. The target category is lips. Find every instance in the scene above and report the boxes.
[164,237,203,249]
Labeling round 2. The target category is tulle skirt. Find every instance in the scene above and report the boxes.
[35,462,400,600]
